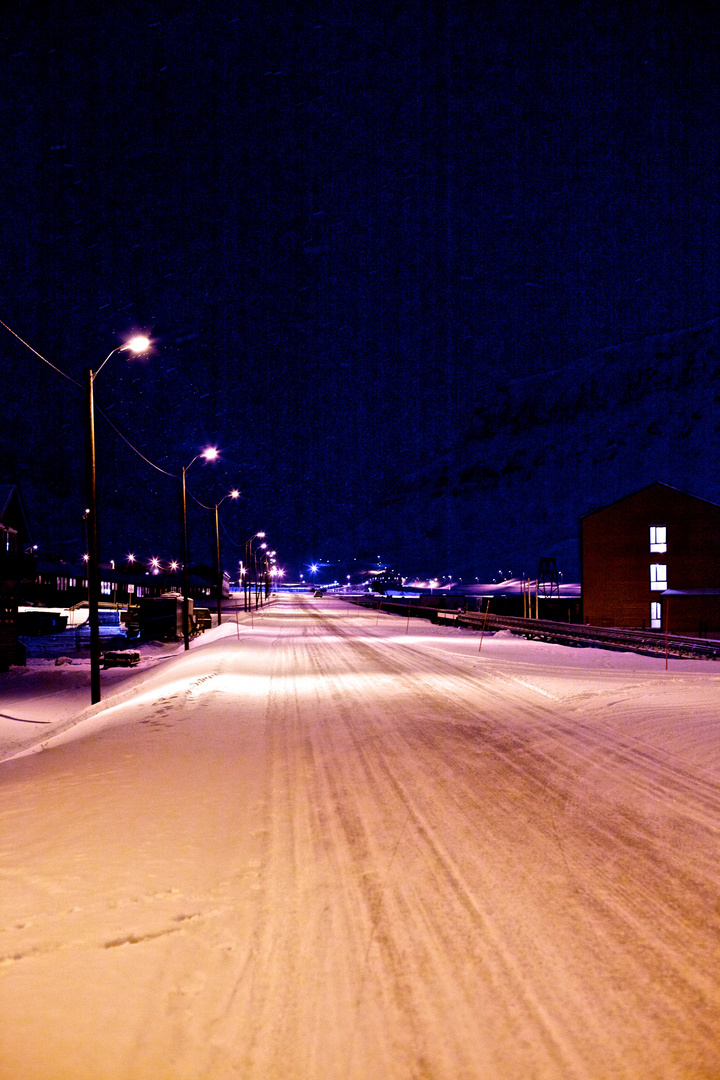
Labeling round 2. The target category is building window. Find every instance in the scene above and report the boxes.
[101,580,112,595]
[650,564,667,591]
[650,601,661,629]
[650,525,667,552]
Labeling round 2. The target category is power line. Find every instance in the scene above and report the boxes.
[1,317,179,481]
[219,513,244,548]
[0,318,83,389]
[186,489,216,512]
[94,405,179,479]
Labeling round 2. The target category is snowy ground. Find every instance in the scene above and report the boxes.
[1,594,719,1079]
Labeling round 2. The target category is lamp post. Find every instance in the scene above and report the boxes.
[181,447,219,651]
[244,532,265,611]
[266,550,276,600]
[256,542,267,607]
[86,335,150,704]
[213,489,240,626]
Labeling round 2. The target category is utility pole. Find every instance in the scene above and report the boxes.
[86,369,101,704]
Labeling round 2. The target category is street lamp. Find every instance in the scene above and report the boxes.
[181,447,219,651]
[256,542,268,607]
[86,334,150,704]
[244,532,265,611]
[213,489,240,626]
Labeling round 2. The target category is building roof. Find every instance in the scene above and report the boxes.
[581,481,720,520]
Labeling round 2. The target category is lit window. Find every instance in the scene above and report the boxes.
[650,601,661,629]
[650,525,667,553]
[101,581,112,595]
[650,564,667,591]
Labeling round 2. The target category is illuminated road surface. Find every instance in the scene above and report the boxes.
[1,595,719,1079]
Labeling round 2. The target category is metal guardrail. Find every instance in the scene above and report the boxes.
[345,597,720,660]
[448,610,720,660]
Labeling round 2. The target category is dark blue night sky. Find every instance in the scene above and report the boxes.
[1,2,718,580]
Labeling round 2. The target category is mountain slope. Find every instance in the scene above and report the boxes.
[356,317,720,580]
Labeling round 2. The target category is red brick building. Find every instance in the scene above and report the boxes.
[581,483,720,635]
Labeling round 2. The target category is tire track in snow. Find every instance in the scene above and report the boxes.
[302,602,720,1077]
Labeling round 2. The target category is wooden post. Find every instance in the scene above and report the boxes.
[478,598,491,652]
[86,369,101,704]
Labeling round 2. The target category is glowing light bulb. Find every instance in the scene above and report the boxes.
[125,335,150,353]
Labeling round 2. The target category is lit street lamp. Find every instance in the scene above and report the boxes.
[213,489,240,626]
[87,335,150,704]
[181,447,218,651]
[244,532,265,611]
[256,542,267,607]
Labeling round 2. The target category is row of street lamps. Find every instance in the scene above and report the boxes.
[86,335,275,703]
[240,533,281,610]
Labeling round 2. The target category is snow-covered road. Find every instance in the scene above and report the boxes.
[1,594,719,1079]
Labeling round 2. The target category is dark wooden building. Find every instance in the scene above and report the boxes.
[21,560,230,612]
[0,484,35,669]
[581,483,720,634]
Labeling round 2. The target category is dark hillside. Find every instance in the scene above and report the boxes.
[349,317,720,580]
